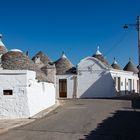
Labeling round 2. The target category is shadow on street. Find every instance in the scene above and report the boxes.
[80,96,140,140]
[80,110,140,140]
[131,99,140,109]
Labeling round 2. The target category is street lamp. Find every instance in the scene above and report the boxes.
[124,16,140,94]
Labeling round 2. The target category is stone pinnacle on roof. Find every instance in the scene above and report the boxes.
[0,34,7,54]
[123,58,139,74]
[113,57,117,64]
[61,51,67,59]
[55,52,76,75]
[111,57,121,70]
[92,46,111,67]
[95,46,102,55]
[0,34,5,47]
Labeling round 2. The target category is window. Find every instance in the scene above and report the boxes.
[133,79,134,91]
[128,79,132,92]
[114,77,121,91]
[114,77,117,86]
[3,90,13,95]
[137,80,139,93]
[118,77,120,91]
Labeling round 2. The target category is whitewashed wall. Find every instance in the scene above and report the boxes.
[27,82,55,117]
[110,69,139,94]
[56,74,75,98]
[77,57,116,98]
[77,57,139,98]
[0,70,29,119]
[55,57,139,99]
[0,70,55,119]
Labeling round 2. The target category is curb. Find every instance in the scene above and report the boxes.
[30,100,60,119]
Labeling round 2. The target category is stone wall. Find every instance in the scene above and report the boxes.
[0,70,56,119]
[0,70,30,119]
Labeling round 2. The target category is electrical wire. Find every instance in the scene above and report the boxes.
[104,28,133,57]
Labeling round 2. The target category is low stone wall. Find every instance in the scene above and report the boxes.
[0,70,56,119]
[27,82,55,117]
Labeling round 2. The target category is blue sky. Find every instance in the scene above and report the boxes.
[0,0,140,67]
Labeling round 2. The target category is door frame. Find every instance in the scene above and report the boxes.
[59,79,67,98]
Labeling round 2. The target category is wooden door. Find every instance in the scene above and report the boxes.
[59,79,67,98]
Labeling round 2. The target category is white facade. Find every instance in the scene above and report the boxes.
[56,56,139,99]
[77,57,139,98]
[77,57,116,98]
[110,69,139,94]
[56,74,76,98]
[0,70,55,119]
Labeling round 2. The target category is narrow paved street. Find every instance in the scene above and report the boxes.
[0,99,140,140]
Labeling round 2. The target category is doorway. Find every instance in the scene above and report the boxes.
[128,79,132,92]
[59,79,67,98]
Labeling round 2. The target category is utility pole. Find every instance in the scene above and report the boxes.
[124,16,140,94]
[138,16,140,94]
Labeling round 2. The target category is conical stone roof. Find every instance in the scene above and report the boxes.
[1,50,48,82]
[0,34,7,55]
[32,51,51,65]
[123,58,139,74]
[2,50,34,70]
[92,46,111,67]
[111,58,121,70]
[55,52,76,75]
[41,63,56,83]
